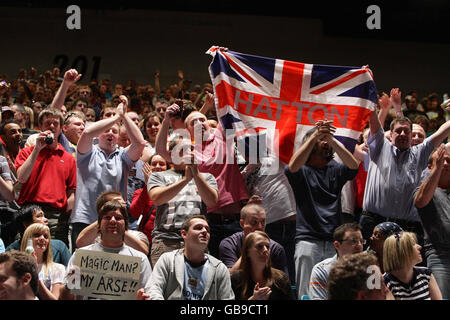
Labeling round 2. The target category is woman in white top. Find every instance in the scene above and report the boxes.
[20,223,66,300]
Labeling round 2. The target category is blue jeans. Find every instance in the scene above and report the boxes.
[427,252,450,300]
[294,239,335,299]
[265,220,296,284]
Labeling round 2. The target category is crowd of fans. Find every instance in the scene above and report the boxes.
[0,64,449,301]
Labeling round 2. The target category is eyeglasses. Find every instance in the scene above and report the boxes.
[64,112,78,124]
[341,238,366,245]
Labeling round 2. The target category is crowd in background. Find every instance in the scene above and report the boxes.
[0,64,449,301]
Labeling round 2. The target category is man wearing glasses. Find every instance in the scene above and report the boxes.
[308,223,365,300]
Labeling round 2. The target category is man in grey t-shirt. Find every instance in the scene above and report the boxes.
[414,144,450,299]
[148,138,218,267]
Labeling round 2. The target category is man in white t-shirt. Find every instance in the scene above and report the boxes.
[64,200,152,300]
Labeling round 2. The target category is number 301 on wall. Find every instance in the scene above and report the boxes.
[53,55,102,81]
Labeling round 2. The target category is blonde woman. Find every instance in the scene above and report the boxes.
[20,223,66,300]
[231,231,294,300]
[383,231,442,300]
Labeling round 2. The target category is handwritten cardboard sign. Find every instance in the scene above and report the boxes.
[70,249,141,300]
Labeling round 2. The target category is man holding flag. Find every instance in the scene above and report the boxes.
[205,46,378,298]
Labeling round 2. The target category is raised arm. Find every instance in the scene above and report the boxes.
[75,222,99,248]
[414,144,445,208]
[368,107,383,137]
[76,220,149,255]
[118,96,146,161]
[327,136,359,169]
[177,69,184,92]
[390,88,404,118]
[198,92,215,115]
[288,121,335,172]
[16,132,50,183]
[429,119,450,148]
[76,112,120,154]
[377,92,391,128]
[50,69,82,110]
[154,69,161,97]
[155,103,182,162]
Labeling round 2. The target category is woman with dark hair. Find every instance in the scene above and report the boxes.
[6,204,71,266]
[137,111,163,176]
[367,221,403,273]
[231,231,294,300]
[143,111,162,153]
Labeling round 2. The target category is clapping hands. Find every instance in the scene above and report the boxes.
[315,119,336,141]
[251,282,272,300]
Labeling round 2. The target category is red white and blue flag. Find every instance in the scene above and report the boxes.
[206,46,378,164]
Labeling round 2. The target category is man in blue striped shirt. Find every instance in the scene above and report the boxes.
[361,105,450,245]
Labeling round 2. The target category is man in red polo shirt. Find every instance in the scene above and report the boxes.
[15,108,76,247]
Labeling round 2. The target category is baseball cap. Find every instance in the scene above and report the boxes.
[1,106,14,114]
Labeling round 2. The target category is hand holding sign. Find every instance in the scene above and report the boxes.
[70,249,141,300]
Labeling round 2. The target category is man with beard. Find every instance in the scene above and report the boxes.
[0,120,23,246]
[0,120,23,182]
[68,95,145,251]
[285,120,359,299]
[10,104,38,148]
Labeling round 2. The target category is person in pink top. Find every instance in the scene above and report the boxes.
[155,93,248,258]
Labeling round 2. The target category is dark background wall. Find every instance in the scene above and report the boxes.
[0,1,448,98]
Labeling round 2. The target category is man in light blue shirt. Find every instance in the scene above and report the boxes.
[69,95,145,251]
[361,108,450,243]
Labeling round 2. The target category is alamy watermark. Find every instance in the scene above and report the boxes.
[366,265,382,290]
[66,5,81,30]
[366,5,381,30]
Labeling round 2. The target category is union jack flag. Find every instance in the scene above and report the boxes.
[206,46,378,164]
